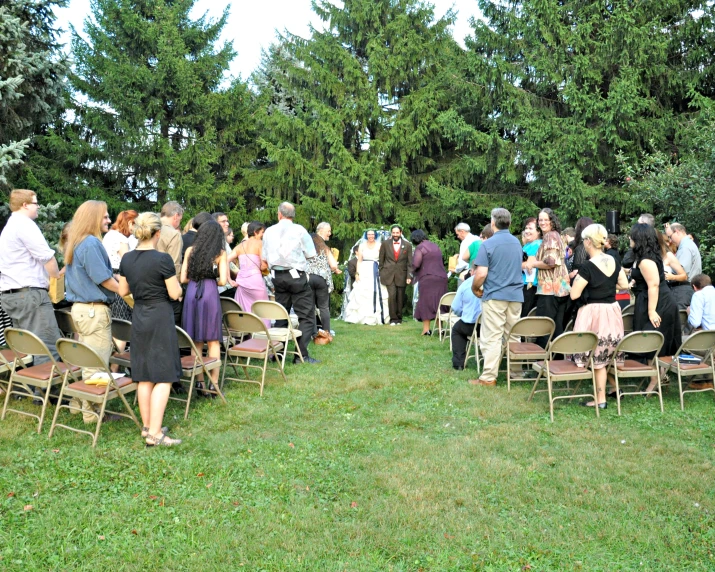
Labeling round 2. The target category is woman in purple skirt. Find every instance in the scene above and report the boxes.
[180,221,227,391]
[411,229,448,336]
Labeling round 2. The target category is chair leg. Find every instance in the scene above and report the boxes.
[615,371,622,416]
[592,373,600,419]
[37,383,53,434]
[274,348,287,383]
[547,373,554,422]
[507,353,511,392]
[678,369,685,411]
[206,365,227,404]
[259,354,268,396]
[1,374,13,420]
[656,371,664,414]
[48,383,67,439]
[185,370,196,420]
[92,398,109,448]
[293,333,304,363]
[117,389,141,428]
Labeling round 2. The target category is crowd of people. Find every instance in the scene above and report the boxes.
[1,188,713,445]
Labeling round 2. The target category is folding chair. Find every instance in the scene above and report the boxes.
[435,292,457,343]
[109,318,132,370]
[220,297,245,352]
[621,303,635,316]
[622,313,634,335]
[608,331,665,414]
[529,331,599,422]
[464,313,482,372]
[171,326,226,419]
[221,311,287,396]
[658,330,715,410]
[679,309,689,332]
[527,307,538,317]
[1,328,80,433]
[506,317,555,391]
[49,339,140,447]
[54,309,77,338]
[251,300,303,367]
[0,347,32,395]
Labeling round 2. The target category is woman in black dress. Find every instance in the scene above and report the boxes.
[118,212,183,447]
[629,223,682,394]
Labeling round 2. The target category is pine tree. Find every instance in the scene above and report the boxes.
[70,0,245,210]
[251,0,459,238]
[0,0,68,187]
[451,0,715,223]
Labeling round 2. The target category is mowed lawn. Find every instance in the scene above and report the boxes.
[1,320,714,571]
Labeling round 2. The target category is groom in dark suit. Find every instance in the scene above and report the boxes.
[379,225,413,325]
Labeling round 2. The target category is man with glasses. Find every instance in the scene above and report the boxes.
[0,189,63,364]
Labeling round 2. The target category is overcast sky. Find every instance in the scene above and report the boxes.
[55,0,480,81]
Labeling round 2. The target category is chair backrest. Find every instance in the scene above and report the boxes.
[563,319,575,333]
[5,328,53,360]
[527,307,538,317]
[224,311,272,336]
[438,292,457,310]
[509,316,555,339]
[220,297,242,315]
[682,330,715,354]
[616,331,664,356]
[548,331,598,357]
[111,319,132,342]
[55,309,77,337]
[622,314,634,333]
[679,309,689,328]
[251,300,289,322]
[56,338,109,371]
[621,304,635,316]
[175,326,198,351]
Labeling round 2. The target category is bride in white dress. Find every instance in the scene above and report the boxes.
[343,230,390,325]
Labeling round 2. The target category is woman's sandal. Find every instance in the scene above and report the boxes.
[141,426,168,439]
[145,432,182,447]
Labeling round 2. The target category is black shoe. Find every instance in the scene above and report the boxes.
[422,330,432,336]
[607,389,624,399]
[32,398,43,407]
[580,400,607,409]
[453,365,464,371]
[172,382,186,395]
[294,356,320,364]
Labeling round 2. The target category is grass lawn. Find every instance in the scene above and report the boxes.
[1,320,714,571]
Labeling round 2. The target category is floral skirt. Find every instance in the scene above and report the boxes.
[572,302,624,369]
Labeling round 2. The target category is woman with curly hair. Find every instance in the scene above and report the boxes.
[180,221,227,390]
[630,223,681,394]
[524,208,570,346]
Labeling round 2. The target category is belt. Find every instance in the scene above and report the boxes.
[670,281,691,287]
[273,268,303,274]
[75,300,111,306]
[0,286,46,294]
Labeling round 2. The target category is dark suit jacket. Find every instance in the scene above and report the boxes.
[379,238,413,286]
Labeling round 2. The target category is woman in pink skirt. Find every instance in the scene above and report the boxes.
[570,224,630,409]
[231,221,270,325]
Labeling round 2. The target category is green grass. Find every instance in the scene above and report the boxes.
[1,320,714,571]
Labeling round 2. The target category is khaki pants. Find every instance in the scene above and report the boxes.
[479,299,522,382]
[71,303,113,423]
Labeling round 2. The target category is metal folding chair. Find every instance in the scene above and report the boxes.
[221,311,287,396]
[506,317,555,391]
[109,318,132,370]
[658,330,715,410]
[220,297,246,352]
[1,328,80,433]
[608,331,665,415]
[463,313,482,372]
[621,303,635,316]
[54,309,77,338]
[435,292,458,343]
[49,339,140,447]
[251,300,303,367]
[529,331,600,421]
[171,326,226,419]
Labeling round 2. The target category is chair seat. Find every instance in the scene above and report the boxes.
[17,362,80,381]
[1,349,28,362]
[659,356,711,371]
[180,355,220,369]
[229,339,284,354]
[67,376,133,396]
[617,359,656,372]
[509,342,545,356]
[254,328,301,339]
[535,360,587,375]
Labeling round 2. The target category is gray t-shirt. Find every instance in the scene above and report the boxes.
[474,229,524,303]
[676,236,702,281]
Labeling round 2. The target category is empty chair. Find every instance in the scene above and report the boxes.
[435,292,458,343]
[221,311,287,395]
[109,318,132,370]
[2,328,80,433]
[529,331,600,421]
[220,297,245,350]
[505,317,555,391]
[251,300,303,366]
[608,331,665,415]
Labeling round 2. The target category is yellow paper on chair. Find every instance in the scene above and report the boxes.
[49,276,65,304]
[85,372,124,386]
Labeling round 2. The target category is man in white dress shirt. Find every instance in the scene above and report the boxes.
[262,202,319,364]
[0,189,63,364]
[454,222,477,284]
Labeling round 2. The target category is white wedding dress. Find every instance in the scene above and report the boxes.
[343,244,390,325]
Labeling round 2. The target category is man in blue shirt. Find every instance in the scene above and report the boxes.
[451,273,482,370]
[687,274,715,332]
[470,208,523,387]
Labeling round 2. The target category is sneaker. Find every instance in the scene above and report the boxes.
[329,330,335,336]
[390,322,397,326]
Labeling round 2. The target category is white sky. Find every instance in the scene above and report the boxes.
[55,0,480,81]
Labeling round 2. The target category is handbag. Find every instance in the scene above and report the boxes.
[49,276,65,304]
[313,329,332,345]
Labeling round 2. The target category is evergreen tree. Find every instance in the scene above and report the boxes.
[252,0,459,238]
[0,0,68,187]
[70,0,246,211]
[449,0,715,223]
